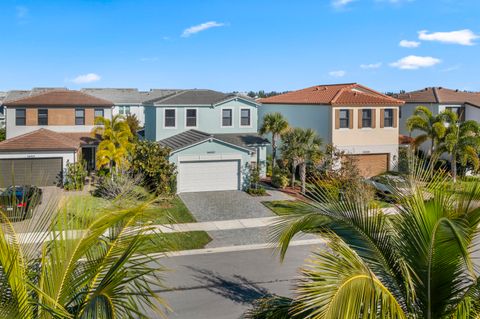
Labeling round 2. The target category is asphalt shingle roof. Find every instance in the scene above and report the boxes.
[0,129,82,152]
[158,130,269,152]
[145,89,257,105]
[81,88,178,104]
[3,89,114,107]
[394,87,480,107]
[259,83,404,106]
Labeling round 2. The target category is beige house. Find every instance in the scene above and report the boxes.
[259,83,405,177]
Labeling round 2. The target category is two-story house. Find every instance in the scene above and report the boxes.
[395,87,480,152]
[81,88,177,126]
[259,83,405,177]
[0,89,113,186]
[144,89,269,193]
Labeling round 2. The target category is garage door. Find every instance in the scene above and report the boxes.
[0,158,63,187]
[348,154,389,177]
[178,160,240,193]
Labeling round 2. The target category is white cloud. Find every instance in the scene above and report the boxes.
[16,6,28,18]
[390,55,441,70]
[399,40,420,48]
[418,29,479,46]
[71,73,101,84]
[360,62,382,69]
[332,0,355,8]
[329,70,347,77]
[181,21,225,37]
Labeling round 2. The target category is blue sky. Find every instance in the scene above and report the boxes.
[1,0,479,93]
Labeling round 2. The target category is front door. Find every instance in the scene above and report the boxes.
[82,147,96,171]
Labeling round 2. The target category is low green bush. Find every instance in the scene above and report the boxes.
[247,187,267,196]
[64,161,87,191]
[271,167,289,189]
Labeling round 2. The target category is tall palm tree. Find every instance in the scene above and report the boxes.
[247,159,480,318]
[280,128,322,193]
[259,113,289,170]
[92,115,134,175]
[0,188,169,318]
[437,110,480,182]
[406,106,447,155]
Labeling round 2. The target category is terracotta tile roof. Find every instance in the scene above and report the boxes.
[3,89,114,107]
[258,83,404,106]
[399,134,415,145]
[0,129,83,152]
[395,87,480,107]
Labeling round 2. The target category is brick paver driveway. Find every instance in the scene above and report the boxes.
[179,190,280,222]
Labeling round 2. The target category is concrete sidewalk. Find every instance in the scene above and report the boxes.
[155,216,278,233]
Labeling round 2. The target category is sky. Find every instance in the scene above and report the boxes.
[0,0,479,93]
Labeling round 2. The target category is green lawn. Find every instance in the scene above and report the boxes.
[138,231,212,254]
[143,197,197,224]
[262,200,311,216]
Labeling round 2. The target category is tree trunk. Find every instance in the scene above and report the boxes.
[452,152,457,183]
[291,161,296,188]
[272,136,277,169]
[300,162,306,194]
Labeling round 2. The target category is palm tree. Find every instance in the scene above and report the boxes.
[247,159,480,318]
[125,113,141,137]
[0,187,169,318]
[280,128,322,193]
[437,110,480,182]
[406,106,447,155]
[259,113,289,169]
[92,115,134,175]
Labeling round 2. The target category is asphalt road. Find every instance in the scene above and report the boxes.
[150,244,319,319]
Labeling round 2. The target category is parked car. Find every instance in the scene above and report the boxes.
[0,185,43,221]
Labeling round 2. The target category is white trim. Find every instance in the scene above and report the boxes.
[163,108,177,129]
[239,107,253,128]
[213,96,260,107]
[184,107,198,129]
[178,154,243,162]
[220,107,234,128]
[169,137,253,156]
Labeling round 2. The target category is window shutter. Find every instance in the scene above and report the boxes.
[349,110,353,129]
[335,109,340,129]
[372,109,376,128]
[380,109,385,128]
[393,109,398,128]
[358,109,363,129]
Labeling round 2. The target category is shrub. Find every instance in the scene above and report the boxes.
[131,140,177,195]
[271,167,289,189]
[93,174,150,201]
[247,187,267,196]
[64,161,87,191]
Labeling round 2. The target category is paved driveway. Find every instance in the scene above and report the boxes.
[179,190,290,222]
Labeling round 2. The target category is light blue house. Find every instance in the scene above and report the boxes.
[144,90,268,193]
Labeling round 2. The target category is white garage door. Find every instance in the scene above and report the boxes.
[178,160,240,193]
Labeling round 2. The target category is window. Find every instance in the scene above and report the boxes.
[362,109,372,128]
[164,109,176,128]
[222,109,233,127]
[446,106,465,121]
[384,109,394,127]
[240,109,251,126]
[94,109,104,119]
[119,106,131,115]
[339,109,350,129]
[75,109,85,125]
[38,109,48,125]
[185,109,197,127]
[15,109,26,126]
